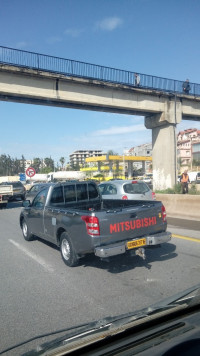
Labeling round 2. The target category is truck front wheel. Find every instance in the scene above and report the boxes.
[22,219,33,241]
[60,232,78,267]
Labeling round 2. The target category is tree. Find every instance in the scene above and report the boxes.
[107,150,118,156]
[20,155,26,173]
[192,159,200,167]
[71,162,80,171]
[32,158,42,173]
[39,166,53,174]
[44,157,54,171]
[12,158,21,174]
[59,157,65,170]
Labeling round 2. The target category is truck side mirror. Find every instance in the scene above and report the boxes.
[22,200,31,207]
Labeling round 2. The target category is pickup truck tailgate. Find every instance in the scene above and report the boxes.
[98,200,166,246]
[0,185,13,195]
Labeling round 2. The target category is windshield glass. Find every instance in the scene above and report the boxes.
[1,1,200,355]
[123,182,150,194]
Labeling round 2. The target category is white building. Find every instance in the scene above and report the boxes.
[128,143,152,171]
[70,150,105,168]
[24,159,33,171]
[128,143,152,157]
[177,128,200,165]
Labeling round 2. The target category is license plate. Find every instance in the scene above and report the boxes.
[127,238,146,250]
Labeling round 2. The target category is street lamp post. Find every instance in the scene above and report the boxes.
[123,147,127,179]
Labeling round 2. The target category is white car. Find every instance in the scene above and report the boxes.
[98,179,156,201]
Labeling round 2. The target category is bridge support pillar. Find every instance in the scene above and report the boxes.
[145,115,178,190]
[128,162,132,179]
[97,161,102,174]
[142,161,145,174]
[108,162,113,177]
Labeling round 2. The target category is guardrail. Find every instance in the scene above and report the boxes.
[0,45,200,96]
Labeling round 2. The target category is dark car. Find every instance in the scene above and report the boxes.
[1,181,26,201]
[25,183,51,203]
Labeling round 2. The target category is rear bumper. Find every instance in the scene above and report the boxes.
[94,231,171,258]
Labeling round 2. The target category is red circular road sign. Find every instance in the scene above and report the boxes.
[26,167,36,178]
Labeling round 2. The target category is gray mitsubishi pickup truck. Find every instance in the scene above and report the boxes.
[19,181,171,267]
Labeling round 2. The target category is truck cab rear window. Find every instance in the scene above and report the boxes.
[64,185,76,202]
[88,183,99,199]
[50,186,64,204]
[76,184,88,201]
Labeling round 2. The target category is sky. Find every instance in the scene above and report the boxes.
[1,0,200,165]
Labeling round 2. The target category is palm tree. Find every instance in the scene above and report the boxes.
[59,157,65,170]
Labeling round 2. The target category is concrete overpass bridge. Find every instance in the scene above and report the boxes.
[1,46,200,190]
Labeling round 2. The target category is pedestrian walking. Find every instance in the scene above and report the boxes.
[182,79,191,94]
[180,170,190,194]
[134,73,140,86]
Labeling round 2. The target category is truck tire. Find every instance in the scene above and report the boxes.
[60,232,78,267]
[22,218,33,241]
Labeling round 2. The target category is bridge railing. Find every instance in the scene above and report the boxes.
[0,45,200,96]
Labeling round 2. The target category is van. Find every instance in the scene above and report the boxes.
[188,172,197,183]
[196,172,200,182]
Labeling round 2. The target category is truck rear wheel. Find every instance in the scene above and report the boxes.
[60,232,78,267]
[22,219,33,241]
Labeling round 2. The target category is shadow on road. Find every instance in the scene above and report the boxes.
[26,236,177,274]
[80,242,177,273]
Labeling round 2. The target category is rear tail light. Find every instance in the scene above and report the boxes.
[161,205,167,222]
[132,180,138,184]
[122,195,128,200]
[152,192,156,200]
[81,215,100,236]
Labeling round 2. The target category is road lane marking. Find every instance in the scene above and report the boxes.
[9,239,54,273]
[172,234,200,243]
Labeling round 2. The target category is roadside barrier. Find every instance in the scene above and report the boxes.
[156,194,200,221]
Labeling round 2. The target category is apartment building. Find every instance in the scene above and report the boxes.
[69,150,105,167]
[177,128,200,165]
[128,143,152,170]
[128,143,152,157]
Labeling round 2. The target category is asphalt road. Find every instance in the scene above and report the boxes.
[0,201,200,355]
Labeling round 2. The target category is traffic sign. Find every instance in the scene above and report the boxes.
[19,173,26,181]
[26,167,36,178]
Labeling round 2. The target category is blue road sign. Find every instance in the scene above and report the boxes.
[19,173,26,181]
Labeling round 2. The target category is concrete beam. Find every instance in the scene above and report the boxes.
[0,65,183,118]
[145,98,182,128]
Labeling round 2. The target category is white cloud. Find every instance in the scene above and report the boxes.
[95,17,123,31]
[64,28,84,38]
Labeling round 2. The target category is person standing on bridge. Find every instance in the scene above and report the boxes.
[134,73,140,86]
[182,79,191,94]
[180,170,190,194]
